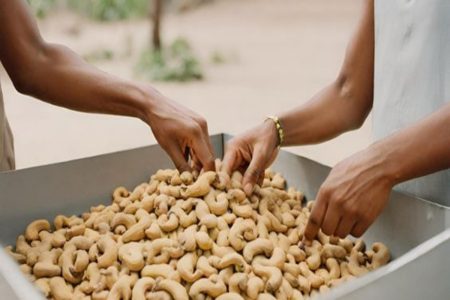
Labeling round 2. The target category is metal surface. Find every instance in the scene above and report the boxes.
[0,133,449,299]
[321,228,450,300]
[0,249,43,300]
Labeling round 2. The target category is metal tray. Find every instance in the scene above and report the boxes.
[0,133,449,299]
[322,227,450,300]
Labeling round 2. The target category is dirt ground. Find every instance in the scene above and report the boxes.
[1,0,372,169]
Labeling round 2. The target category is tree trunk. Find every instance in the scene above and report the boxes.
[151,0,162,51]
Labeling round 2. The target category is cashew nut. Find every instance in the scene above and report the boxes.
[155,279,188,300]
[25,220,51,241]
[118,242,145,272]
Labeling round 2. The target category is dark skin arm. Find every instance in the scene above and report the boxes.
[304,103,450,240]
[223,0,375,193]
[0,0,215,172]
[223,0,450,239]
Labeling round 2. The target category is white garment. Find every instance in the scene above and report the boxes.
[374,0,450,205]
[0,80,14,171]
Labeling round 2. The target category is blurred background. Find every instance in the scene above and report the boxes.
[1,0,372,169]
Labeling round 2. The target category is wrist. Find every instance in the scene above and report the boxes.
[366,141,403,187]
[266,116,285,147]
[262,118,280,151]
[136,85,165,127]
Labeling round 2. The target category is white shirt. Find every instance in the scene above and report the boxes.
[374,0,450,205]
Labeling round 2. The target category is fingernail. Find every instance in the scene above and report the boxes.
[301,237,312,247]
[298,241,305,250]
[244,183,253,196]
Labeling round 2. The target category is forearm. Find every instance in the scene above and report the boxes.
[0,0,159,122]
[302,103,450,241]
[279,0,374,147]
[373,103,450,184]
[279,79,371,146]
[0,0,216,171]
[18,43,159,123]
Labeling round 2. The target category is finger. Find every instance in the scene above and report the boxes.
[192,136,215,171]
[196,118,215,170]
[165,142,191,172]
[242,147,267,195]
[351,221,370,238]
[203,131,215,162]
[267,147,279,167]
[190,154,202,172]
[188,147,202,171]
[304,193,328,241]
[200,126,216,167]
[198,117,214,155]
[334,217,357,239]
[214,158,222,172]
[257,172,265,187]
[222,147,240,175]
[321,202,342,236]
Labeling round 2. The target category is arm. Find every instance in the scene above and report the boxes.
[280,0,374,146]
[382,104,450,184]
[304,103,450,241]
[0,0,214,171]
[222,0,375,194]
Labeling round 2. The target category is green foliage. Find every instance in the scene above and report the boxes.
[209,50,226,65]
[135,38,203,82]
[26,0,57,18]
[67,0,149,21]
[25,0,211,20]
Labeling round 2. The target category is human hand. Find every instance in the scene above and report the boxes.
[304,146,395,240]
[144,93,215,172]
[222,120,280,195]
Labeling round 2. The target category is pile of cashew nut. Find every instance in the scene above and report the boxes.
[6,161,390,300]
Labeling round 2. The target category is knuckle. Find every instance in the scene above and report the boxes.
[188,123,202,137]
[320,186,332,198]
[333,194,346,206]
[343,205,358,218]
[225,139,238,151]
[197,118,208,131]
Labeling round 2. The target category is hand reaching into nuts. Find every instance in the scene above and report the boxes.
[222,120,280,195]
[6,164,390,299]
[304,147,394,241]
[145,93,215,172]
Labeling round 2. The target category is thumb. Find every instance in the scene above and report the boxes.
[242,147,267,196]
[191,136,215,171]
[222,147,239,175]
[164,141,191,172]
